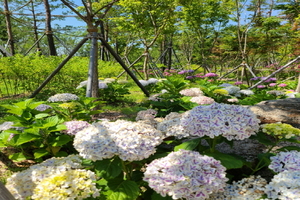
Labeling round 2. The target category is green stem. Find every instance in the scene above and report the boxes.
[250,144,276,175]
[121,160,131,180]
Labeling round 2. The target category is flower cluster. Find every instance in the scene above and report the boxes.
[190,96,215,105]
[238,89,254,96]
[212,89,229,96]
[264,170,300,200]
[178,69,194,74]
[144,149,228,200]
[64,120,91,136]
[73,124,117,161]
[268,151,300,173]
[209,175,267,200]
[179,87,203,97]
[31,169,99,200]
[180,103,260,140]
[35,104,52,111]
[266,90,285,96]
[222,86,240,95]
[58,102,80,109]
[139,78,159,86]
[157,112,189,139]
[47,93,79,102]
[5,155,100,200]
[74,120,164,162]
[261,122,300,139]
[204,72,218,77]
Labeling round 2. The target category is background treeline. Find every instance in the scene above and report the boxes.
[0,0,299,95]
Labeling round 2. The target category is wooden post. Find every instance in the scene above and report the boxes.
[0,182,15,200]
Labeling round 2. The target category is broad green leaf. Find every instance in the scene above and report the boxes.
[106,179,139,200]
[9,152,28,161]
[55,151,68,157]
[94,158,122,180]
[33,149,50,159]
[22,110,32,120]
[204,151,244,169]
[16,133,40,145]
[49,135,72,147]
[43,116,59,128]
[1,105,23,116]
[35,113,50,119]
[27,101,44,109]
[174,138,201,151]
[48,124,67,132]
[250,131,274,146]
[277,146,300,152]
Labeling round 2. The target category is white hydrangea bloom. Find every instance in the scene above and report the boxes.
[264,170,300,200]
[76,80,108,89]
[64,120,91,136]
[0,121,14,131]
[35,104,52,111]
[94,120,164,161]
[6,155,84,200]
[190,96,215,105]
[269,151,300,173]
[239,89,254,96]
[179,87,203,97]
[267,90,285,96]
[47,93,79,102]
[219,83,233,87]
[209,175,267,200]
[143,149,228,200]
[180,103,260,140]
[223,86,240,95]
[73,124,118,161]
[103,78,116,83]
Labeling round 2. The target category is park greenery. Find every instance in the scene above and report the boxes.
[1,0,300,199]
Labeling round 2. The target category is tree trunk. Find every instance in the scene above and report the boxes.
[31,1,41,53]
[43,0,57,56]
[3,0,15,55]
[143,49,149,80]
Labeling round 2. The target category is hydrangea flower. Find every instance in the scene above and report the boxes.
[31,169,100,200]
[261,122,300,139]
[266,90,285,96]
[76,80,108,89]
[179,88,203,97]
[257,85,266,89]
[269,83,277,87]
[223,86,240,95]
[35,104,52,111]
[180,103,260,140]
[268,151,300,173]
[278,83,287,87]
[213,89,229,96]
[238,89,254,96]
[234,81,243,85]
[90,120,164,161]
[47,93,79,102]
[73,124,118,161]
[139,78,158,86]
[219,83,233,87]
[204,72,218,77]
[143,149,228,200]
[190,96,215,105]
[157,112,189,139]
[6,155,85,200]
[64,120,91,136]
[109,121,164,161]
[58,102,80,109]
[209,175,267,200]
[0,121,14,131]
[264,170,300,200]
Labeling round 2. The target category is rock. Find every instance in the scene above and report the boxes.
[246,98,300,128]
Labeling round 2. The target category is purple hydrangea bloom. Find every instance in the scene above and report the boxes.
[278,83,287,87]
[180,103,260,140]
[204,72,218,77]
[269,83,277,87]
[178,70,187,74]
[143,149,228,200]
[257,85,266,89]
[64,120,91,136]
[250,77,261,81]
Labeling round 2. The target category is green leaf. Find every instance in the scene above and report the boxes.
[55,151,68,157]
[49,135,72,147]
[204,151,244,169]
[48,124,67,132]
[250,131,274,146]
[174,138,201,151]
[277,146,300,152]
[33,149,50,159]
[35,113,50,119]
[43,116,59,128]
[106,179,140,200]
[9,152,28,161]
[94,158,122,180]
[16,133,41,145]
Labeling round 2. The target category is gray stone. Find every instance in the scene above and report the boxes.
[246,98,300,128]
